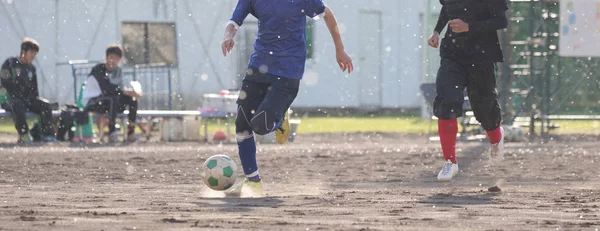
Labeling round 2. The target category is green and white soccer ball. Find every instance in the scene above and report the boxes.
[202,154,238,191]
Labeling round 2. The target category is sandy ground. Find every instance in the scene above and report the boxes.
[0,132,599,231]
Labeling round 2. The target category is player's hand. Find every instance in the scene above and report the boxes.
[428,32,440,48]
[221,38,235,57]
[449,19,469,33]
[124,90,141,98]
[336,50,354,74]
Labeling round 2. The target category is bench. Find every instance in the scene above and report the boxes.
[0,109,63,118]
[0,109,223,142]
[108,110,202,142]
[116,110,231,142]
[97,110,232,142]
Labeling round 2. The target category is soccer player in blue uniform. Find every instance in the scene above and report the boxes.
[222,0,353,196]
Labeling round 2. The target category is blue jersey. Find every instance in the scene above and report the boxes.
[230,0,326,79]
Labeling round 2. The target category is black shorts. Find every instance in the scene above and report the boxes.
[433,58,502,131]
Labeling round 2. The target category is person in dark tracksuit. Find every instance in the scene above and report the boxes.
[221,0,353,196]
[0,38,58,143]
[427,0,508,182]
[81,45,141,143]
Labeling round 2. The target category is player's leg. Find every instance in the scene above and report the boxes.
[105,96,120,142]
[225,69,269,197]
[28,98,58,142]
[466,62,503,160]
[84,96,119,142]
[7,98,31,143]
[433,58,467,181]
[235,69,270,183]
[249,75,300,137]
[118,94,138,141]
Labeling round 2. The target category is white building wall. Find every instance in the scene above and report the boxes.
[0,0,57,100]
[0,0,426,110]
[295,0,426,109]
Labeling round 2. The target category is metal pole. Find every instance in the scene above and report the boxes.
[151,67,156,109]
[144,23,150,64]
[378,12,383,110]
[528,0,537,138]
[539,0,546,138]
[421,0,432,120]
[55,0,60,100]
[71,64,77,103]
[544,53,552,137]
[168,67,172,110]
[115,0,119,42]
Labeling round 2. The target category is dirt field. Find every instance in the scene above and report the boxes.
[0,132,599,231]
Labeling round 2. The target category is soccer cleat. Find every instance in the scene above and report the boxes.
[225,178,264,197]
[108,131,120,143]
[489,127,505,161]
[41,136,59,143]
[437,159,459,182]
[126,133,140,142]
[17,133,33,144]
[275,110,290,144]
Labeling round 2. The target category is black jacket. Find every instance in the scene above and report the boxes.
[88,63,123,97]
[0,57,39,100]
[435,0,509,63]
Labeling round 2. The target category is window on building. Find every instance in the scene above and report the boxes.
[121,22,178,66]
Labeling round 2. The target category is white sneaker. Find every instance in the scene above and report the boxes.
[490,127,505,161]
[437,160,459,182]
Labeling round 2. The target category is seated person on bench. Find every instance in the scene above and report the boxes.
[0,38,57,143]
[81,44,141,143]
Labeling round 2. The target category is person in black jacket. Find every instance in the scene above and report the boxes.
[0,38,57,143]
[81,44,141,143]
[427,0,508,182]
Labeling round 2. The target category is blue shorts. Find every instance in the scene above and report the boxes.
[235,67,300,135]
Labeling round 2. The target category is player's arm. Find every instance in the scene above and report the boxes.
[1,59,19,98]
[123,89,136,97]
[428,6,448,48]
[122,87,140,98]
[115,68,140,98]
[322,7,353,74]
[449,0,508,33]
[466,11,508,32]
[434,6,449,35]
[123,84,142,98]
[77,75,102,108]
[222,24,238,57]
[222,0,253,57]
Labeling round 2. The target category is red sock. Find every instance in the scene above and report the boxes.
[486,126,502,144]
[438,119,458,164]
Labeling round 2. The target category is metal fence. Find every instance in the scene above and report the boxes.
[64,60,178,110]
[131,63,175,110]
[501,0,600,137]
